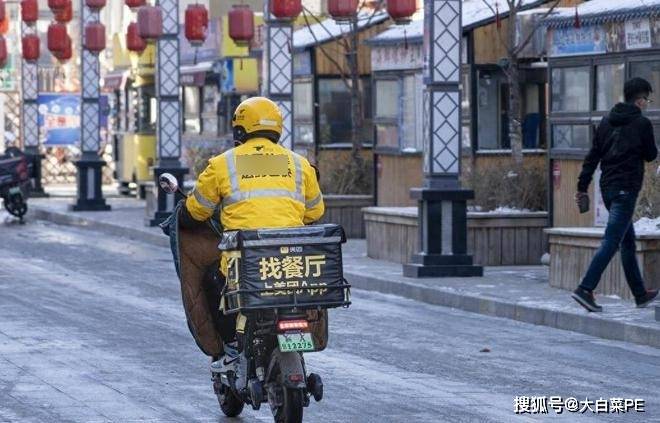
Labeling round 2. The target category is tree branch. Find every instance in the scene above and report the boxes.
[480,0,497,16]
[512,0,562,56]
[301,7,352,89]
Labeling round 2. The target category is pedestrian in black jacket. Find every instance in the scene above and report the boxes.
[572,77,659,312]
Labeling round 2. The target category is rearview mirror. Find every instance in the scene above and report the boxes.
[159,173,179,194]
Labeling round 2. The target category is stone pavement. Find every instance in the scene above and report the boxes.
[25,192,660,350]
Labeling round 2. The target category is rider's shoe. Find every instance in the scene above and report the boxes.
[210,342,247,390]
[210,341,239,374]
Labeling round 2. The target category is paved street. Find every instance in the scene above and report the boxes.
[1,216,659,422]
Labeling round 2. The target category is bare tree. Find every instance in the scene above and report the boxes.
[301,4,381,194]
[481,0,561,164]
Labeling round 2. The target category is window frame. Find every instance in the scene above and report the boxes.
[549,51,660,158]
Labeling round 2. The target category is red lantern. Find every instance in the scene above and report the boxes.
[0,36,6,68]
[47,23,68,53]
[84,22,106,54]
[137,6,163,41]
[0,1,6,23]
[21,0,39,25]
[48,0,68,12]
[185,4,208,46]
[270,0,302,20]
[54,0,73,23]
[228,5,254,47]
[126,22,146,53]
[85,0,106,10]
[54,34,72,62]
[125,0,145,9]
[22,34,40,62]
[387,0,416,25]
[328,0,358,22]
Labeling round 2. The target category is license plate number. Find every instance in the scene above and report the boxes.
[277,332,315,352]
[9,186,21,195]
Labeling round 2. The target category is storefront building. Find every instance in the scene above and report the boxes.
[366,1,559,207]
[545,0,660,227]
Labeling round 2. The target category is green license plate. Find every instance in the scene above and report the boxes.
[9,186,21,195]
[277,332,315,352]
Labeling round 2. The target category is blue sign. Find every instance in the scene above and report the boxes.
[38,94,109,146]
[551,26,607,57]
[220,59,234,92]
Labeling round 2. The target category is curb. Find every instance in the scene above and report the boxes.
[30,207,170,249]
[343,270,660,350]
[30,205,660,349]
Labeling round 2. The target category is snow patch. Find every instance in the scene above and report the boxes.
[634,217,660,235]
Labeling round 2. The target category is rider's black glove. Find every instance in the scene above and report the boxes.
[179,203,207,231]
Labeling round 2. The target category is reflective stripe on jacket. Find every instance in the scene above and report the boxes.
[185,138,324,230]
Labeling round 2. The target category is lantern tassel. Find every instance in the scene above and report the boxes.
[495,3,501,29]
[574,6,581,28]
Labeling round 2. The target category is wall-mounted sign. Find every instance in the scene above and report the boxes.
[625,18,652,50]
[550,26,607,57]
[372,45,424,72]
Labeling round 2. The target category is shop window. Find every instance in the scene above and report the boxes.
[294,80,313,120]
[552,125,590,150]
[376,125,399,149]
[630,60,660,111]
[596,63,625,111]
[184,86,201,134]
[375,79,399,119]
[318,78,372,145]
[551,66,590,112]
[295,124,314,145]
[461,69,471,149]
[477,70,503,150]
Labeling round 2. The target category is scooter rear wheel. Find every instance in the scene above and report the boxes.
[274,387,303,423]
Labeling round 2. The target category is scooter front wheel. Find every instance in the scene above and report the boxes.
[214,377,244,417]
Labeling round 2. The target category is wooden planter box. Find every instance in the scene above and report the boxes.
[363,207,549,266]
[320,195,373,239]
[545,228,660,300]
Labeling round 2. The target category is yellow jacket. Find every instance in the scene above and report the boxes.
[186,138,325,230]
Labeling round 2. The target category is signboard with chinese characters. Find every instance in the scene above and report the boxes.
[223,227,347,311]
[371,45,424,72]
[550,26,607,57]
[625,18,652,50]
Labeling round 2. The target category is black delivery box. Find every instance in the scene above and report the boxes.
[220,224,351,313]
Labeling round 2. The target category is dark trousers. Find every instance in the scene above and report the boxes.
[209,268,237,345]
[579,190,647,298]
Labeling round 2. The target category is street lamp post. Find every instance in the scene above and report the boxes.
[263,0,294,151]
[20,21,46,197]
[146,0,186,226]
[403,0,482,277]
[72,0,110,211]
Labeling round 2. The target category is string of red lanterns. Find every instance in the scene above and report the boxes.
[21,0,38,25]
[271,0,302,21]
[137,5,163,41]
[126,22,146,53]
[22,34,40,62]
[185,4,209,46]
[228,4,254,47]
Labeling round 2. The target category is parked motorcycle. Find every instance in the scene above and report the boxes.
[0,147,32,222]
[158,173,351,423]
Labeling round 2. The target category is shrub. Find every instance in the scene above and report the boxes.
[465,158,547,212]
[635,163,660,220]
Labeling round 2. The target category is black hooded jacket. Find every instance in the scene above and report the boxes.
[577,102,658,193]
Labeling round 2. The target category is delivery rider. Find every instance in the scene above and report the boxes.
[181,96,324,381]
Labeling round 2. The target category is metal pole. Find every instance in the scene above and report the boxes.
[72,0,110,211]
[402,0,482,277]
[263,0,294,151]
[20,20,47,197]
[146,0,187,226]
